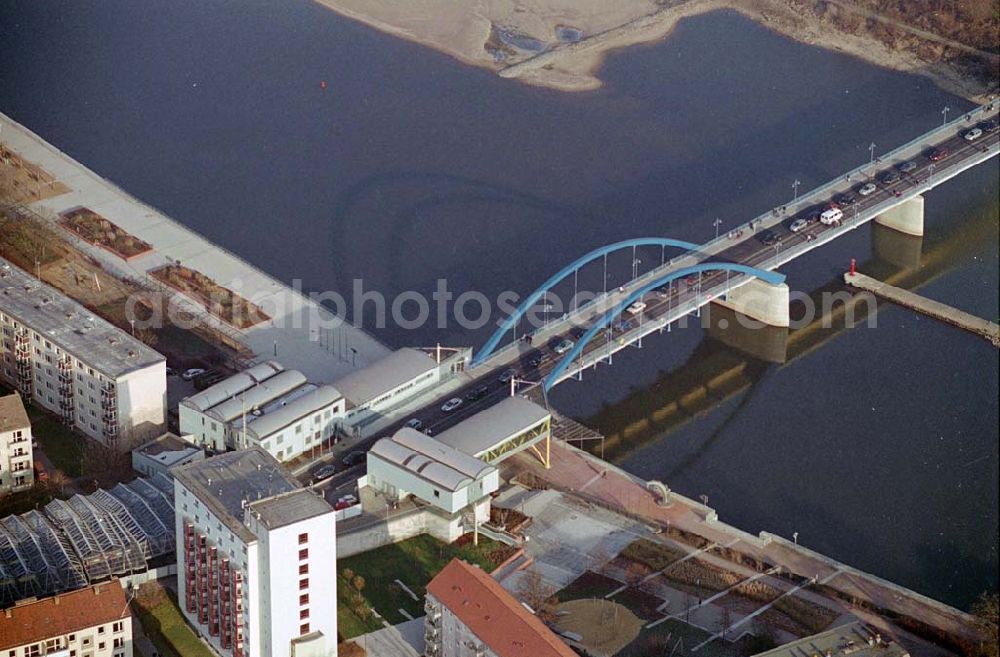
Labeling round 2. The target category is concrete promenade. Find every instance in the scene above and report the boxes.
[0,112,389,382]
[507,439,980,655]
[845,272,1000,346]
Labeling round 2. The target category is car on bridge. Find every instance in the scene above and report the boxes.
[526,353,543,368]
[979,119,999,133]
[833,192,856,206]
[498,368,516,383]
[857,182,877,196]
[897,160,918,173]
[441,397,463,412]
[963,128,983,141]
[553,339,575,355]
[820,207,844,226]
[878,170,901,185]
[757,229,779,246]
[404,418,423,430]
[626,301,647,315]
[926,146,949,162]
[789,218,809,233]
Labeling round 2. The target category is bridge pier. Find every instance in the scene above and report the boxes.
[713,279,790,328]
[872,221,923,270]
[874,194,925,237]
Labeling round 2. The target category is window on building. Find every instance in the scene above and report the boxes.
[298,563,308,575]
[299,578,309,590]
[299,593,309,606]
[98,642,105,651]
[299,548,308,560]
[299,608,309,620]
[113,621,124,633]
[298,532,308,544]
[300,623,310,635]
[113,637,125,648]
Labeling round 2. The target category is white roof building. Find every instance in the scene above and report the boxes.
[131,432,204,478]
[179,361,345,462]
[367,428,499,515]
[436,396,552,468]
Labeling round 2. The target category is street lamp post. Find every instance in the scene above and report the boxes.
[632,258,641,280]
[792,179,801,201]
[942,105,951,126]
[713,217,722,239]
[793,531,799,545]
[868,142,876,169]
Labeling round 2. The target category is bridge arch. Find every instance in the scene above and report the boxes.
[543,262,785,391]
[473,238,702,366]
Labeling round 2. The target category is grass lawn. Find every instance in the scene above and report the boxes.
[337,533,515,638]
[133,584,216,657]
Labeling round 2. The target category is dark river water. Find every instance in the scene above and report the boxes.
[1,1,996,608]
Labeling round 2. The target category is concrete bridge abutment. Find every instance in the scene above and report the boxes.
[874,195,925,237]
[712,278,790,328]
[872,221,923,270]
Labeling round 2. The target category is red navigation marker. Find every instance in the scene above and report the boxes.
[850,257,856,277]
[320,80,327,90]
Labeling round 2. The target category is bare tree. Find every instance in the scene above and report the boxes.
[517,570,556,622]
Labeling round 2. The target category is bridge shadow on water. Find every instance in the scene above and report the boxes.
[578,199,997,467]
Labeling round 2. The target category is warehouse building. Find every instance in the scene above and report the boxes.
[179,360,345,462]
[0,258,166,447]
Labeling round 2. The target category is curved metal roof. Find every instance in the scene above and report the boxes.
[245,385,342,440]
[392,428,495,480]
[183,360,284,412]
[206,369,307,422]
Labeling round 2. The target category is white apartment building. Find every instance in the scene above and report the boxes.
[179,361,345,462]
[0,580,133,657]
[0,392,33,494]
[173,448,337,657]
[0,258,166,447]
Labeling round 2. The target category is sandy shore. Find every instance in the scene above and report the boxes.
[310,0,996,101]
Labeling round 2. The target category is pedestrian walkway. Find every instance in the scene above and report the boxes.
[1,112,390,383]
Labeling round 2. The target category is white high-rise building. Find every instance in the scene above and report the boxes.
[172,447,337,657]
[0,258,166,447]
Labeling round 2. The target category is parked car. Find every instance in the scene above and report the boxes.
[497,368,516,383]
[193,371,225,390]
[788,218,809,233]
[334,494,359,510]
[926,146,949,162]
[465,385,489,401]
[33,460,49,483]
[857,182,877,196]
[897,160,918,173]
[166,367,177,377]
[312,464,336,480]
[341,451,366,467]
[963,128,983,142]
[756,229,779,246]
[181,368,205,381]
[878,170,900,185]
[625,301,647,315]
[441,397,463,412]
[404,418,423,430]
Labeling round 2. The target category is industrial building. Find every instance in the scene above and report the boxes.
[179,360,345,462]
[173,447,337,657]
[435,396,552,468]
[131,431,205,478]
[367,428,498,516]
[0,257,167,447]
[0,392,32,494]
[0,474,175,607]
[334,347,469,432]
[0,580,133,657]
[750,621,910,657]
[425,558,576,657]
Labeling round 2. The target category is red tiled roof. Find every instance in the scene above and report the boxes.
[426,559,576,657]
[0,581,128,650]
